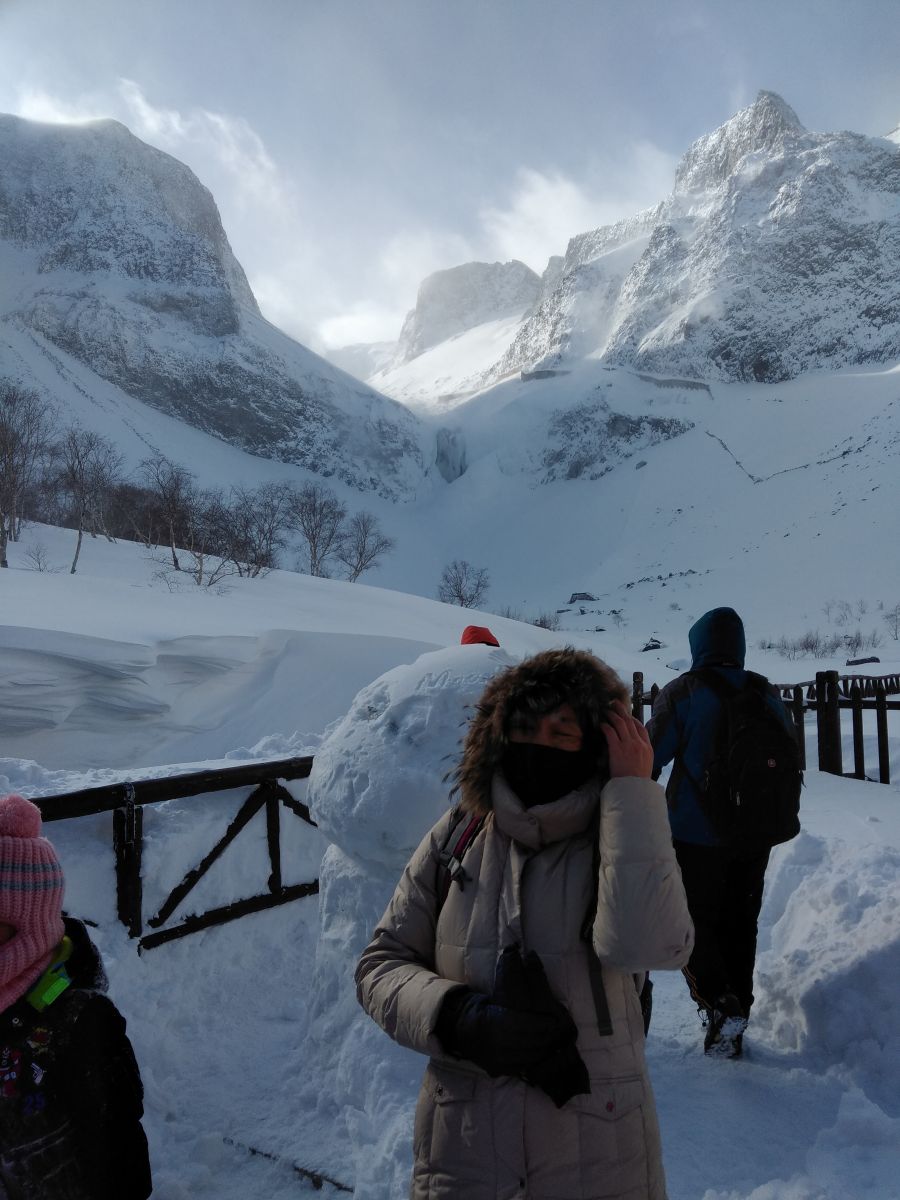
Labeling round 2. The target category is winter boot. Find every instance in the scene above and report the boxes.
[703,992,747,1058]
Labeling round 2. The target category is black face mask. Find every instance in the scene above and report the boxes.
[501,742,601,808]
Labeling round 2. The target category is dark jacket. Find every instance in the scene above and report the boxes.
[647,608,794,846]
[0,918,151,1200]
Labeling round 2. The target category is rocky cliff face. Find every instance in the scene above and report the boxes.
[0,115,424,498]
[485,92,900,385]
[395,259,540,363]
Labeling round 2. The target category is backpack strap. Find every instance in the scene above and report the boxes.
[579,826,614,1038]
[435,809,487,917]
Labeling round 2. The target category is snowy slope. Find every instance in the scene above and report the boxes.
[0,115,425,497]
[0,531,897,1199]
[367,359,900,668]
[367,313,525,412]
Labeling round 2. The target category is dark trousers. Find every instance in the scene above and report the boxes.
[673,839,771,1016]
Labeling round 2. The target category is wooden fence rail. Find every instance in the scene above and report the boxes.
[35,757,317,949]
[631,670,899,785]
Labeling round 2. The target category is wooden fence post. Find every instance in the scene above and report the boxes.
[876,684,890,785]
[815,672,829,772]
[816,671,843,776]
[850,684,865,780]
[792,685,806,771]
[632,672,644,721]
[264,782,282,894]
[825,670,843,776]
[113,788,143,938]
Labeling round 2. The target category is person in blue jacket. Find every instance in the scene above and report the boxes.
[647,607,795,1057]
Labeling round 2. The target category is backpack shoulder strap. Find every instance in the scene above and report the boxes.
[435,808,486,917]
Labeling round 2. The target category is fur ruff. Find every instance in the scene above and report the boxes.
[454,648,628,815]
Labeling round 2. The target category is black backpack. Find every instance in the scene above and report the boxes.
[692,669,802,848]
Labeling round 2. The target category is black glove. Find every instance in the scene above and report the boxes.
[524,1043,591,1108]
[435,986,574,1078]
[495,946,590,1108]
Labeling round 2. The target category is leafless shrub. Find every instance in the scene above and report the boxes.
[437,560,490,608]
[23,541,60,573]
[532,611,561,631]
[833,600,854,628]
[494,605,525,622]
[884,603,900,641]
[335,510,395,582]
[843,628,882,656]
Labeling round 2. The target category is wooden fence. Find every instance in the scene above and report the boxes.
[36,757,317,950]
[32,670,899,943]
[631,670,899,785]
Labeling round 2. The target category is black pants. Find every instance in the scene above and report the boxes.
[673,839,770,1016]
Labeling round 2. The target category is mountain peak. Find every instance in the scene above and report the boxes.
[674,90,806,193]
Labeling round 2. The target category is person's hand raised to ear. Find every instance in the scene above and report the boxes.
[601,699,654,779]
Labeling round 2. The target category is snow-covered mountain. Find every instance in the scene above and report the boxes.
[361,93,900,405]
[507,90,900,384]
[393,259,540,363]
[0,115,425,498]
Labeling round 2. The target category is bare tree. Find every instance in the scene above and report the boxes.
[0,383,55,567]
[437,559,490,608]
[141,452,198,569]
[222,482,294,578]
[336,511,395,582]
[177,488,234,587]
[289,483,347,577]
[56,427,123,574]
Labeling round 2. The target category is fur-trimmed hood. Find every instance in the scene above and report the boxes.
[454,648,628,815]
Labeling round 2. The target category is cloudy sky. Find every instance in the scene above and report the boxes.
[1,0,898,350]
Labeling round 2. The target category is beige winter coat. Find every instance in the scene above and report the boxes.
[355,771,693,1200]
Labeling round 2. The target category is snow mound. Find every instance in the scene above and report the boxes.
[755,825,900,1116]
[305,644,513,1197]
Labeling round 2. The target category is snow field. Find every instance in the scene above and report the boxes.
[0,524,898,1198]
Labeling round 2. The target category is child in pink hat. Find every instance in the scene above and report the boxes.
[0,794,152,1199]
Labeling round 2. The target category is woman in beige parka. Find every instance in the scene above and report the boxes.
[355,648,694,1200]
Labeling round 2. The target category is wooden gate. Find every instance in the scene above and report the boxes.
[35,757,318,950]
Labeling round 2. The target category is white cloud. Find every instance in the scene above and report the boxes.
[8,83,679,354]
[115,80,292,218]
[380,228,476,290]
[478,144,677,273]
[312,229,477,348]
[318,303,409,349]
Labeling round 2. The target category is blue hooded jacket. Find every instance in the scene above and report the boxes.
[647,607,794,845]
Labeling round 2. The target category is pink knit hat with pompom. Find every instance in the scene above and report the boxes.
[0,795,66,1012]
